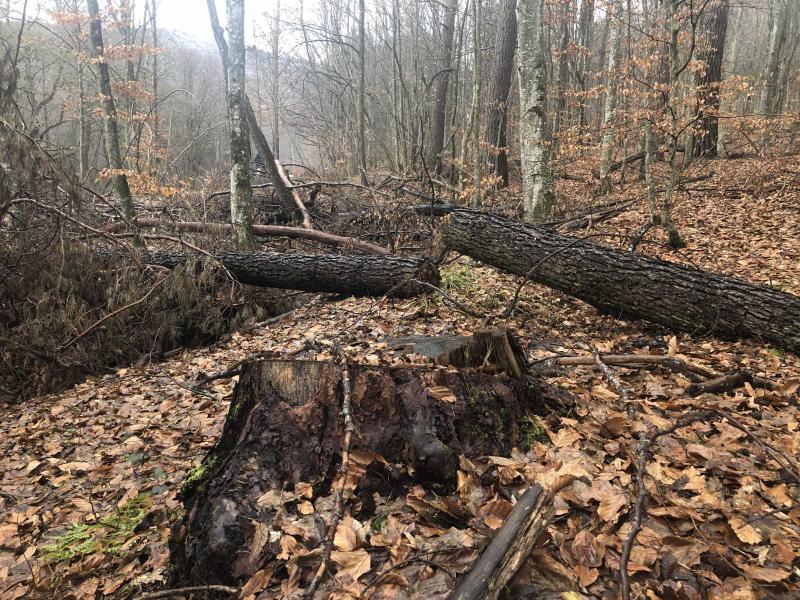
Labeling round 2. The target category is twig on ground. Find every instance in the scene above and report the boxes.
[592,347,634,417]
[686,370,777,396]
[305,355,356,598]
[136,585,239,600]
[411,280,487,319]
[620,411,716,600]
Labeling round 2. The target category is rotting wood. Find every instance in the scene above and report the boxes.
[169,359,551,588]
[388,328,529,377]
[448,485,553,600]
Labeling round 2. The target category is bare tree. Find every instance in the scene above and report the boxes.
[430,0,458,174]
[598,0,622,193]
[86,0,135,223]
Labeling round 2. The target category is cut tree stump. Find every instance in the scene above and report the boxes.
[389,328,529,377]
[442,209,800,354]
[145,251,438,297]
[169,359,548,588]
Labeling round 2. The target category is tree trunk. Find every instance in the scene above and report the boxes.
[598,0,622,193]
[762,0,789,115]
[469,0,482,207]
[86,0,135,222]
[694,0,729,157]
[146,251,439,297]
[357,0,369,185]
[516,0,555,220]
[271,0,280,160]
[225,0,254,249]
[169,359,547,587]
[442,209,800,353]
[483,0,517,186]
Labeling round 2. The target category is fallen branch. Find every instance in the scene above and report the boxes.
[593,348,633,416]
[685,370,776,396]
[448,485,552,600]
[110,217,390,255]
[136,585,239,600]
[535,353,717,381]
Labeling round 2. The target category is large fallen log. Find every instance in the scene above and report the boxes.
[146,250,438,297]
[110,217,389,255]
[442,209,800,354]
[169,359,550,589]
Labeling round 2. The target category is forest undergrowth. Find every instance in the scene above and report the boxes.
[2,155,799,599]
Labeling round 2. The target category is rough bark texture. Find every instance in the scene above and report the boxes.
[169,360,547,587]
[516,0,555,220]
[483,0,517,185]
[442,209,800,353]
[694,0,728,157]
[431,0,458,173]
[146,250,439,297]
[86,0,135,222]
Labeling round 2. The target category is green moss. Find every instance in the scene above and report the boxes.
[42,494,150,562]
[518,416,547,450]
[179,455,218,499]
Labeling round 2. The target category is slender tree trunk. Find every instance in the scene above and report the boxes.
[271,0,281,159]
[226,0,254,249]
[357,0,368,185]
[577,0,594,130]
[470,0,482,207]
[483,0,517,186]
[86,0,135,223]
[662,0,685,248]
[598,0,622,193]
[431,0,458,175]
[517,0,555,220]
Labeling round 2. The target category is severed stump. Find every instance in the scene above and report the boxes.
[388,328,529,377]
[169,359,546,588]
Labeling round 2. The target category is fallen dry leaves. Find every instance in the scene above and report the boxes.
[2,155,800,598]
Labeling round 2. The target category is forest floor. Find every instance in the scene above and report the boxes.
[2,155,800,599]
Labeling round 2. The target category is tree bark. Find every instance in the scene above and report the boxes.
[146,251,438,297]
[442,209,800,353]
[516,0,555,220]
[694,0,729,157]
[169,359,547,587]
[225,0,254,249]
[483,0,517,186]
[431,0,458,174]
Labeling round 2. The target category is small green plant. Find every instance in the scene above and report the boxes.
[441,264,478,291]
[42,494,150,562]
[518,416,547,450]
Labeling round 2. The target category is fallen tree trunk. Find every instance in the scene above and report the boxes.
[442,209,800,354]
[110,217,389,255]
[146,250,437,297]
[169,359,549,588]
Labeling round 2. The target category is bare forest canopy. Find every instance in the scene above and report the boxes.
[2,0,800,599]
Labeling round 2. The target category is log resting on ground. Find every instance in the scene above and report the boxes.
[442,209,800,354]
[169,359,550,588]
[147,250,438,297]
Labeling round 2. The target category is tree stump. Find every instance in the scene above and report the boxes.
[169,359,547,588]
